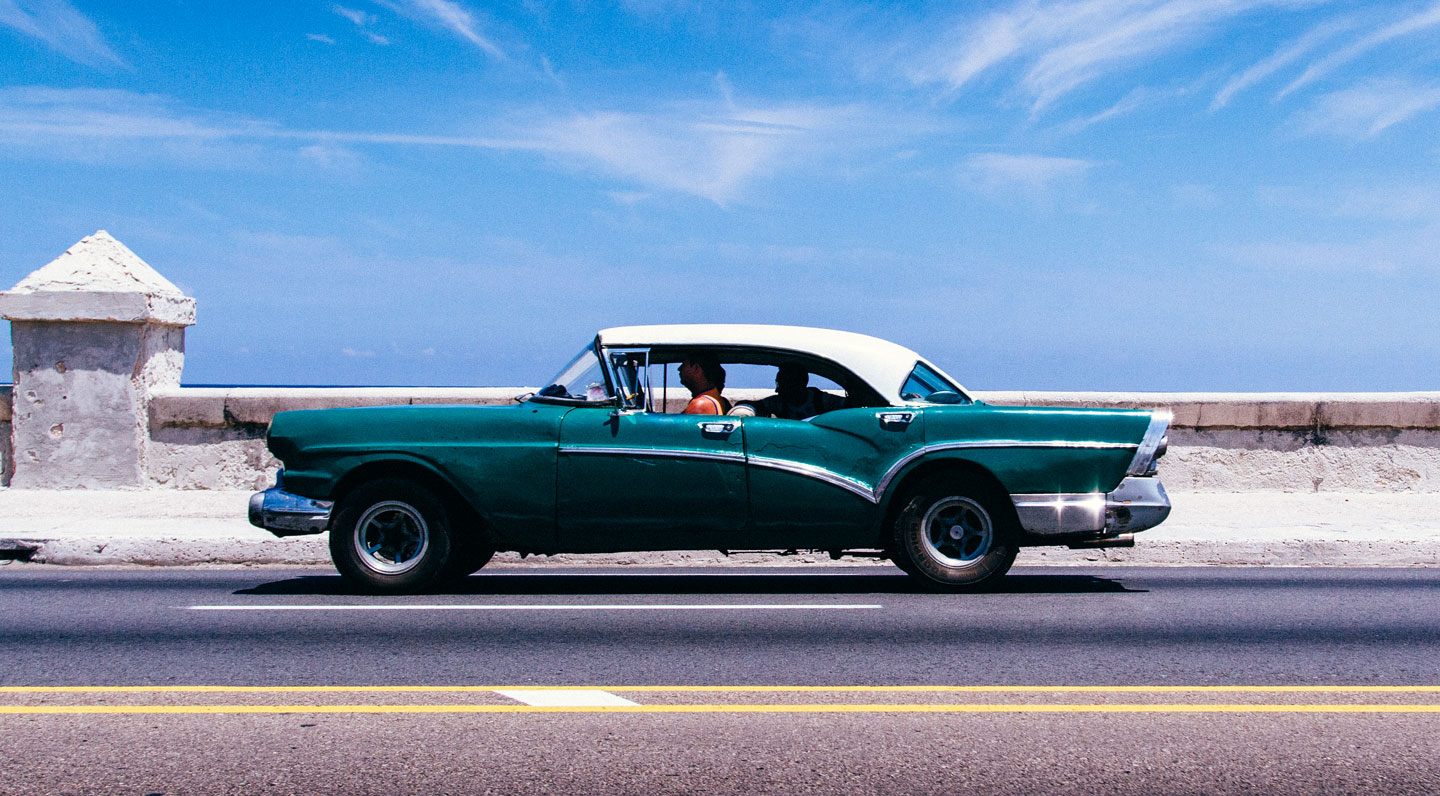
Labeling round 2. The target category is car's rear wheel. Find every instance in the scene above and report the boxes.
[330,478,454,593]
[890,475,1018,590]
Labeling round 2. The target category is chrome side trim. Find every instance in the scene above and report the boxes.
[1011,476,1171,537]
[1127,410,1173,476]
[871,439,1139,501]
[747,456,877,503]
[559,446,745,464]
[248,487,333,538]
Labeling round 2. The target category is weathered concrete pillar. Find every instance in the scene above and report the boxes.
[0,232,195,488]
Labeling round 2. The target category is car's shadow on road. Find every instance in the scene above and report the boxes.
[235,572,1145,596]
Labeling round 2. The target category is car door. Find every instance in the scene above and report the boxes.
[743,408,926,549]
[556,408,748,552]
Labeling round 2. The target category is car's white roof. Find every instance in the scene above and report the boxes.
[597,324,964,404]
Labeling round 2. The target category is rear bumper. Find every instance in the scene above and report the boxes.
[248,487,333,537]
[1011,476,1170,538]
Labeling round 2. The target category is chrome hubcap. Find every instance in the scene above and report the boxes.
[353,501,429,575]
[920,497,992,568]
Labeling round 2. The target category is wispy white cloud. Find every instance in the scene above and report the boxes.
[1297,77,1440,137]
[0,87,925,204]
[0,0,124,68]
[378,0,504,59]
[540,55,563,87]
[1023,1,1239,111]
[906,0,1298,112]
[0,88,272,151]
[299,144,363,171]
[1212,18,1350,110]
[1052,83,1191,134]
[332,5,373,27]
[524,103,869,205]
[0,87,513,151]
[306,33,337,44]
[1279,3,1440,99]
[331,5,390,45]
[961,152,1094,195]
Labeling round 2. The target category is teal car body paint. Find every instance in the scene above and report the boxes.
[250,325,1171,592]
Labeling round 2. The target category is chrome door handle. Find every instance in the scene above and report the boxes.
[699,421,738,434]
[879,412,915,427]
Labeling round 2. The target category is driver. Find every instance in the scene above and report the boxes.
[678,353,731,415]
[741,364,845,420]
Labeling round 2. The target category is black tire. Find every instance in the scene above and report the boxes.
[329,478,455,594]
[889,475,1018,591]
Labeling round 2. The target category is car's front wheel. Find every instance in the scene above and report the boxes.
[330,478,454,593]
[890,476,1018,590]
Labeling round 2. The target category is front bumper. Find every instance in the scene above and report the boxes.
[248,487,333,538]
[1011,476,1171,539]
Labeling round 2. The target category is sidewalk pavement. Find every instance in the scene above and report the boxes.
[1,490,1437,568]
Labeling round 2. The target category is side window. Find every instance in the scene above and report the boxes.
[729,364,850,421]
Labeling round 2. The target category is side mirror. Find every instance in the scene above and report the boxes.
[925,390,963,405]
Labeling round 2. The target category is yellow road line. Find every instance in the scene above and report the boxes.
[3,685,1440,694]
[4,704,1440,715]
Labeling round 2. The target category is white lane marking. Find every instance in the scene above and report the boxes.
[494,689,640,707]
[188,604,883,611]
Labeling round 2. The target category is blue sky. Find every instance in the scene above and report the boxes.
[1,0,1437,390]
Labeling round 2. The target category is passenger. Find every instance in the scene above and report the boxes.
[742,364,845,420]
[678,353,731,415]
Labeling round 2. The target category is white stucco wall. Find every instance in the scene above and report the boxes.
[7,321,184,488]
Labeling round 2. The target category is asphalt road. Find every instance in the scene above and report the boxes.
[2,564,1439,794]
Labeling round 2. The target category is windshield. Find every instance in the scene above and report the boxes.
[532,346,612,404]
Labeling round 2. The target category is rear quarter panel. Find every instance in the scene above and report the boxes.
[916,404,1151,495]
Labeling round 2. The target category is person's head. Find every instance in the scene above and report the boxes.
[775,364,810,403]
[678,352,725,395]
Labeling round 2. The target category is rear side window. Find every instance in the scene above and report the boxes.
[901,362,970,404]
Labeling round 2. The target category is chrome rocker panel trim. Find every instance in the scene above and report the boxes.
[248,487,334,537]
[1011,476,1171,537]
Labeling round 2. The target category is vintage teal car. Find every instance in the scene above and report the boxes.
[250,325,1171,592]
